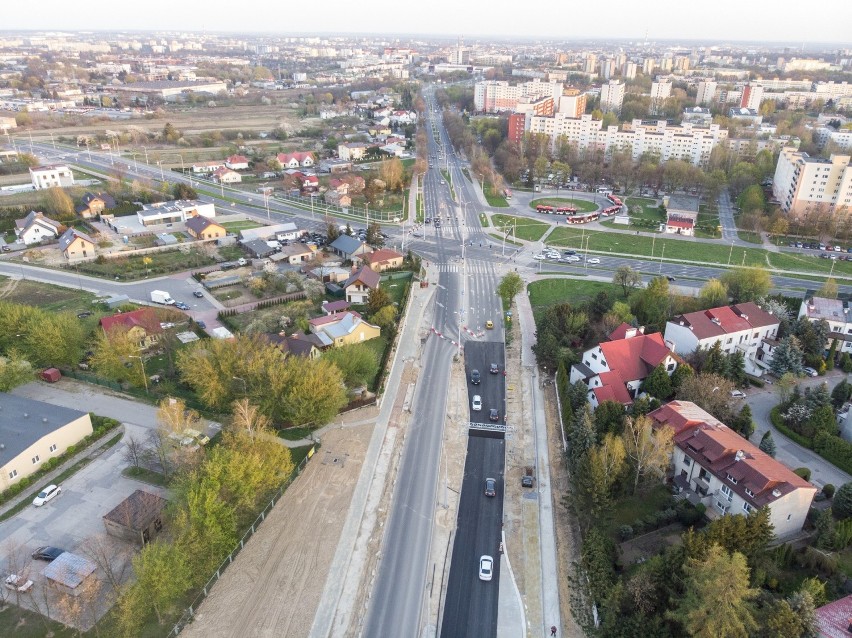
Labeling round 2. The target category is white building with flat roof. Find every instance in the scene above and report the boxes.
[136,199,216,227]
[30,164,74,190]
[772,147,852,214]
[599,80,625,114]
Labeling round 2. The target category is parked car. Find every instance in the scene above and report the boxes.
[472,395,482,411]
[174,301,190,310]
[666,276,676,282]
[196,321,207,330]
[471,369,481,385]
[193,290,204,298]
[522,466,535,487]
[485,478,496,497]
[533,254,546,260]
[76,311,93,319]
[587,257,601,264]
[31,546,65,562]
[32,484,61,507]
[479,555,494,581]
[731,390,747,399]
[803,367,819,377]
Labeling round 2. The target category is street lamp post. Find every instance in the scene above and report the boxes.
[659,242,666,273]
[157,161,164,182]
[142,146,149,165]
[728,240,734,266]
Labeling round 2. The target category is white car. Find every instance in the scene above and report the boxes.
[32,484,61,507]
[472,395,482,411]
[532,254,546,260]
[731,390,747,399]
[479,555,494,581]
[802,367,819,377]
[587,257,601,264]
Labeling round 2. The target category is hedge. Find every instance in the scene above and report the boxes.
[770,406,814,449]
[814,431,852,476]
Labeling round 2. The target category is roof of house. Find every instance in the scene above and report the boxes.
[593,374,633,404]
[670,302,779,341]
[309,310,364,328]
[310,311,378,341]
[666,217,695,229]
[362,248,403,264]
[344,265,381,291]
[330,235,366,256]
[212,167,239,177]
[607,322,644,341]
[802,296,849,322]
[185,215,223,235]
[598,331,672,383]
[226,154,249,164]
[815,594,852,638]
[266,332,324,356]
[322,300,351,314]
[242,238,277,257]
[277,151,314,163]
[667,195,700,213]
[279,243,316,257]
[15,211,61,232]
[57,227,94,251]
[0,393,89,467]
[81,191,116,208]
[662,401,815,509]
[103,489,167,531]
[100,308,163,335]
[648,400,727,437]
[30,164,70,173]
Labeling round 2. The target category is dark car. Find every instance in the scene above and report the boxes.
[490,363,499,374]
[193,290,204,298]
[32,546,65,562]
[196,321,207,330]
[484,478,496,497]
[471,369,481,385]
[563,250,576,255]
[76,311,93,319]
[666,275,676,282]
[489,408,499,422]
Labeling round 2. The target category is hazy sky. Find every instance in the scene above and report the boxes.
[5,0,851,45]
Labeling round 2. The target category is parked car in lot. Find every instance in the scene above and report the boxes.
[174,301,190,310]
[803,366,819,377]
[479,555,494,581]
[522,466,535,487]
[484,478,496,497]
[533,253,546,260]
[32,484,61,507]
[472,395,482,411]
[193,290,204,298]
[731,390,747,399]
[31,546,65,562]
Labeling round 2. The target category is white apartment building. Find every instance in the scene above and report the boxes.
[772,147,852,214]
[814,127,852,151]
[741,84,764,110]
[696,80,717,106]
[798,296,852,353]
[30,164,74,190]
[599,80,625,114]
[474,79,562,113]
[651,81,672,102]
[649,401,816,539]
[814,81,852,100]
[623,62,637,80]
[664,302,780,376]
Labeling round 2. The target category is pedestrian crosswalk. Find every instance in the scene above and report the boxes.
[434,262,500,274]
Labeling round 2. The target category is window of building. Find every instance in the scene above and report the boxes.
[745,487,755,497]
[49,444,57,453]
[726,338,732,344]
[726,473,738,484]
[683,457,691,467]
[742,502,754,514]
[721,484,733,500]
[8,470,17,479]
[787,514,792,521]
[31,455,40,464]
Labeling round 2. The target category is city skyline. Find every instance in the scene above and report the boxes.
[4,0,850,45]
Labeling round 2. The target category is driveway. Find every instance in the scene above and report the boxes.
[745,371,852,489]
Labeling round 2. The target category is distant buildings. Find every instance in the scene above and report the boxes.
[696,80,717,106]
[772,147,852,214]
[473,79,562,113]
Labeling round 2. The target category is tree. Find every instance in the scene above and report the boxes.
[670,362,694,390]
[366,222,384,247]
[603,301,635,333]
[323,343,379,387]
[568,404,597,474]
[0,353,34,391]
[497,272,524,307]
[122,435,147,469]
[613,266,641,298]
[91,328,147,388]
[580,434,626,514]
[594,400,626,439]
[327,222,341,242]
[42,186,74,219]
[378,157,404,192]
[173,182,198,199]
[366,287,391,316]
[622,415,673,494]
[641,363,673,400]
[776,372,798,404]
[818,277,838,299]
[668,544,758,638]
[677,373,735,422]
[371,304,398,330]
[699,279,728,308]
[720,267,772,304]
[731,405,755,439]
[833,483,852,519]
[833,379,852,408]
[631,276,671,332]
[759,431,777,457]
[128,541,192,625]
[769,336,805,377]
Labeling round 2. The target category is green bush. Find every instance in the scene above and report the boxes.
[618,525,634,541]
[814,432,852,476]
[770,406,814,448]
[824,484,836,499]
[794,467,812,481]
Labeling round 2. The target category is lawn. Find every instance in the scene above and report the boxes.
[528,279,623,310]
[278,427,314,441]
[492,214,550,242]
[290,444,315,467]
[545,228,852,277]
[601,484,674,536]
[221,220,264,232]
[529,197,598,214]
[624,197,663,222]
[122,466,169,487]
[0,605,78,638]
[737,230,762,244]
[0,278,99,314]
[488,233,523,246]
[381,276,410,306]
[73,248,217,280]
[483,182,509,208]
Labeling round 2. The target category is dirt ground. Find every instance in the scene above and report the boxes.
[180,420,374,638]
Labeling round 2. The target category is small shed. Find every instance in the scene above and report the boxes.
[102,489,167,547]
[42,552,97,595]
[40,368,62,383]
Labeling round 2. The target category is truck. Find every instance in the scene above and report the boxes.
[150,290,175,305]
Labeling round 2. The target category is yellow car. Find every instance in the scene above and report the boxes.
[486,320,494,329]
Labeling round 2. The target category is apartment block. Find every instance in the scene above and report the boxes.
[740,83,764,110]
[651,81,672,114]
[599,80,625,114]
[696,80,717,106]
[772,147,852,214]
[474,79,562,113]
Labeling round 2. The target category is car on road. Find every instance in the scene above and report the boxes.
[485,320,494,329]
[731,390,747,399]
[479,555,494,581]
[174,301,190,310]
[472,395,482,411]
[564,255,581,262]
[587,257,601,264]
[490,363,499,374]
[522,466,535,487]
[193,290,204,298]
[489,408,499,422]
[803,367,819,377]
[666,276,676,282]
[533,253,546,260]
[471,369,481,385]
[484,478,496,497]
[32,484,61,507]
[31,546,65,562]
[425,217,432,223]
[563,250,576,255]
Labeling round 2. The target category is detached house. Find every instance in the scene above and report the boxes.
[664,302,780,376]
[798,296,852,353]
[185,216,227,241]
[14,211,62,245]
[649,400,816,539]
[57,228,95,261]
[225,154,249,171]
[342,266,380,304]
[337,142,372,161]
[76,191,116,218]
[30,164,74,190]
[277,151,315,169]
[308,311,380,347]
[358,248,404,272]
[569,324,678,408]
[329,235,372,261]
[100,309,163,350]
[325,190,352,207]
[212,167,242,184]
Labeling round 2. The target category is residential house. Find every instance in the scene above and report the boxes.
[103,490,167,547]
[308,311,381,347]
[136,200,216,227]
[185,215,227,241]
[798,295,852,353]
[322,300,351,315]
[664,302,780,375]
[328,178,350,195]
[308,265,352,284]
[212,167,242,184]
[276,151,315,169]
[319,159,353,174]
[30,164,74,190]
[292,172,319,193]
[380,143,406,157]
[814,594,852,637]
[75,191,116,218]
[242,239,277,258]
[329,235,372,261]
[368,124,393,138]
[191,160,226,174]
[358,248,404,272]
[266,332,323,359]
[664,195,700,236]
[338,142,373,161]
[569,324,679,408]
[343,266,381,304]
[57,228,95,261]
[649,400,816,538]
[14,211,62,245]
[325,190,352,207]
[0,394,94,490]
[100,309,163,349]
[239,222,300,243]
[275,243,316,264]
[225,154,250,171]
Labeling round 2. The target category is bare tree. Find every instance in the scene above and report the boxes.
[79,534,131,598]
[122,436,147,470]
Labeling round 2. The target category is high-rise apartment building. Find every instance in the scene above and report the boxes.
[599,80,625,114]
[584,54,598,75]
[623,62,637,80]
[696,80,717,106]
[474,79,562,113]
[642,58,656,75]
[773,148,852,214]
[740,84,764,110]
[599,59,616,80]
[558,90,587,118]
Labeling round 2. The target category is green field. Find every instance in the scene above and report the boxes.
[483,183,509,207]
[737,230,762,244]
[545,228,852,277]
[221,220,264,232]
[528,279,622,310]
[0,278,99,314]
[492,214,550,242]
[529,197,599,214]
[71,248,217,280]
[625,197,664,223]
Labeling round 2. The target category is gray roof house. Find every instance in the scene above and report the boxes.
[242,238,277,258]
[329,235,372,261]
